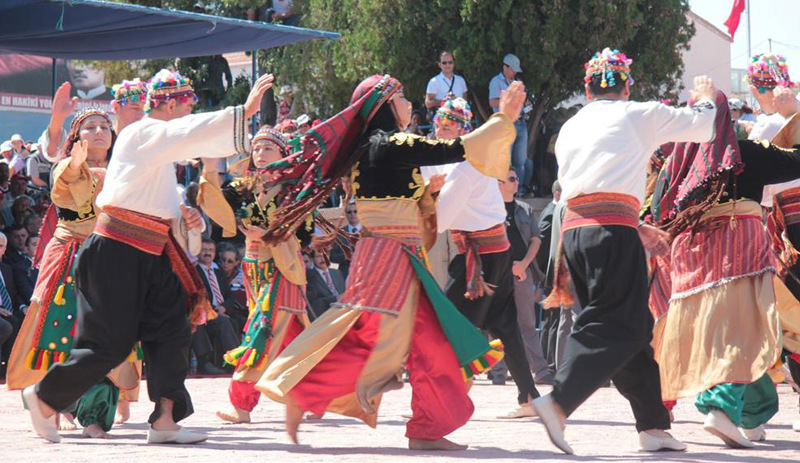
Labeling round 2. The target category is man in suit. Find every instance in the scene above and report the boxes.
[12,233,38,305]
[193,239,240,375]
[329,201,361,280]
[492,168,554,391]
[0,232,26,377]
[539,181,561,374]
[306,248,345,321]
[3,223,28,267]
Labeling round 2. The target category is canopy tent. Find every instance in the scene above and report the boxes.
[0,0,339,60]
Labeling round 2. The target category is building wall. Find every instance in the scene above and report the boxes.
[680,12,732,102]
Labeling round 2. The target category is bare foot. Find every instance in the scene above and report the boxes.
[82,424,108,439]
[284,396,304,444]
[305,413,324,420]
[409,437,469,451]
[115,400,131,424]
[217,408,251,424]
[58,413,78,431]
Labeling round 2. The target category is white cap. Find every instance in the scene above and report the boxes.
[296,114,310,126]
[0,141,12,152]
[280,85,293,95]
[10,134,23,142]
[503,54,522,73]
[728,98,744,110]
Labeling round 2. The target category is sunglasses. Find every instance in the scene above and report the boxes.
[346,210,358,214]
[440,61,454,65]
[221,258,237,264]
[507,176,519,183]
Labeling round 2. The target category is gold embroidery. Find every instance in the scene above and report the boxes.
[391,132,415,147]
[350,162,361,197]
[408,167,425,200]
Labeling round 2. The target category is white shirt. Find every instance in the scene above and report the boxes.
[426,72,468,101]
[749,113,785,141]
[421,161,505,233]
[273,0,292,15]
[97,106,247,219]
[556,98,716,205]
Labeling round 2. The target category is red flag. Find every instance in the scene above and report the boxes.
[723,0,746,39]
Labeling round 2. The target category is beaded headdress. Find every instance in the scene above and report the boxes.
[434,98,473,132]
[584,48,634,88]
[252,127,291,157]
[145,69,198,113]
[748,54,794,93]
[111,78,148,105]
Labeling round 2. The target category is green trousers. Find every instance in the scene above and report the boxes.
[65,378,120,432]
[695,373,778,430]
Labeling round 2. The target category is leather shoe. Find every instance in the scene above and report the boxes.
[703,410,754,448]
[532,394,574,455]
[534,374,556,386]
[638,430,687,452]
[147,426,208,444]
[22,386,60,443]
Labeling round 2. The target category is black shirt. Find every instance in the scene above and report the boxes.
[505,201,527,261]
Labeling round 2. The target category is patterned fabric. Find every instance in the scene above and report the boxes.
[451,224,510,299]
[0,269,13,312]
[669,200,777,300]
[32,203,57,268]
[260,75,403,245]
[648,254,672,323]
[203,265,224,306]
[584,47,634,88]
[94,206,216,326]
[543,192,639,309]
[650,92,743,230]
[767,185,800,272]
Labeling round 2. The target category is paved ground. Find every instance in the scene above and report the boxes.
[0,378,798,462]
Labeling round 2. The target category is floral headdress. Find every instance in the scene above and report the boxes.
[434,98,473,133]
[111,78,148,106]
[59,107,114,161]
[748,54,794,93]
[144,69,198,114]
[584,48,634,88]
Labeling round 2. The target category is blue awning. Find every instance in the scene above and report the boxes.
[0,0,339,60]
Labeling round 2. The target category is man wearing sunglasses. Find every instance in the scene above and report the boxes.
[425,51,469,112]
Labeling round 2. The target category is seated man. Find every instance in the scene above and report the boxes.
[305,248,345,321]
[0,232,25,376]
[193,239,240,375]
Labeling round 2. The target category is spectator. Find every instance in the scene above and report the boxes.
[23,213,41,238]
[0,141,13,166]
[216,242,247,333]
[0,232,25,376]
[305,248,345,321]
[3,223,28,267]
[495,167,554,385]
[342,202,361,234]
[425,51,469,113]
[10,195,34,227]
[489,54,529,196]
[277,85,296,124]
[406,109,426,136]
[197,55,233,108]
[539,181,561,374]
[4,174,28,210]
[267,0,299,26]
[25,145,51,189]
[192,239,240,375]
[329,202,360,280]
[296,114,311,134]
[0,163,10,199]
[8,135,29,176]
[12,233,37,305]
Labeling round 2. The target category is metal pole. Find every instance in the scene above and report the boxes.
[251,51,258,136]
[768,38,772,52]
[51,58,57,98]
[746,0,752,60]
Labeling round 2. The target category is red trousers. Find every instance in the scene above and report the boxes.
[229,314,305,412]
[290,291,474,440]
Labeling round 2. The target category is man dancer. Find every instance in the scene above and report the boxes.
[533,48,717,454]
[423,98,541,418]
[22,69,275,444]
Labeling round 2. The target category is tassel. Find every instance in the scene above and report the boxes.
[34,349,45,371]
[59,351,68,363]
[53,284,66,306]
[245,348,258,367]
[25,348,36,370]
[42,351,51,371]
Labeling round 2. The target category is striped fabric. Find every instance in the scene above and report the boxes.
[562,192,640,231]
[767,185,800,272]
[451,223,510,300]
[332,236,418,316]
[544,192,640,309]
[670,201,777,300]
[94,206,217,327]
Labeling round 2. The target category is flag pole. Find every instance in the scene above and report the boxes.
[746,0,751,59]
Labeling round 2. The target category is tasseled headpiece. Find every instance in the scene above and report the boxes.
[584,47,634,88]
[111,78,148,105]
[252,127,291,157]
[434,97,473,133]
[145,69,197,113]
[748,54,794,93]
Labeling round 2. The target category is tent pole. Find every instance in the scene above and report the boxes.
[51,58,57,97]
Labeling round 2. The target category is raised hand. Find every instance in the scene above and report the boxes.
[773,86,800,118]
[689,76,716,102]
[239,224,266,240]
[244,73,276,119]
[52,82,78,123]
[427,173,447,194]
[69,139,89,170]
[498,81,526,122]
